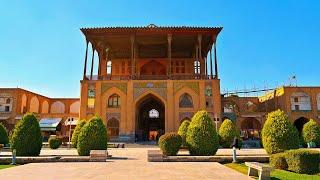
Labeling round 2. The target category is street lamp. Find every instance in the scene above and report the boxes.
[68,118,73,149]
[213,114,220,131]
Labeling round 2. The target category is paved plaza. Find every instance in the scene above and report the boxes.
[0,146,252,180]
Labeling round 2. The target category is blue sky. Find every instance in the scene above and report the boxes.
[0,1,319,97]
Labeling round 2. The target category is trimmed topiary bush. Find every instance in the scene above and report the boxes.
[10,113,42,156]
[158,133,182,156]
[71,120,86,148]
[48,137,61,149]
[177,119,190,148]
[0,123,9,145]
[77,116,108,156]
[261,110,299,154]
[270,152,288,170]
[302,119,320,147]
[284,149,320,174]
[186,110,219,156]
[218,119,240,148]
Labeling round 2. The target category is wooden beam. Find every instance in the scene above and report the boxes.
[90,46,95,80]
[167,34,172,78]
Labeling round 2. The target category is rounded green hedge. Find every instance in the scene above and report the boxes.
[302,119,320,147]
[177,119,190,147]
[285,149,320,174]
[218,119,240,148]
[186,110,219,156]
[0,123,9,145]
[270,153,288,170]
[261,110,299,154]
[158,133,182,156]
[77,116,108,156]
[71,120,86,148]
[10,113,42,156]
[48,137,61,149]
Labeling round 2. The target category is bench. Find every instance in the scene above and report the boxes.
[245,162,272,180]
[108,143,125,148]
[90,150,108,162]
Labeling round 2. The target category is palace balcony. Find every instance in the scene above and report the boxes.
[85,74,217,81]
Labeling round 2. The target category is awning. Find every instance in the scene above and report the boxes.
[39,118,62,131]
[0,116,9,120]
[64,117,79,126]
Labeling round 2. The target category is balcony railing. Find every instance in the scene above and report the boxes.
[85,74,217,81]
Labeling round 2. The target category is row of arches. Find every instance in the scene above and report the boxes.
[21,94,80,114]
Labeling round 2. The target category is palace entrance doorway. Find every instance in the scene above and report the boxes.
[136,94,165,141]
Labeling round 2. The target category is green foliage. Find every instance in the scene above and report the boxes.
[10,113,42,156]
[302,119,320,147]
[270,153,288,170]
[77,116,108,156]
[158,133,182,156]
[218,119,240,148]
[0,123,9,144]
[71,120,86,148]
[261,110,299,154]
[177,119,190,147]
[48,137,61,149]
[284,149,320,174]
[186,110,219,155]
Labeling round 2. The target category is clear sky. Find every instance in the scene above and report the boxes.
[0,1,319,98]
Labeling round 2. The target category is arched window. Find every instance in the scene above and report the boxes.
[106,60,112,75]
[107,118,119,138]
[149,109,159,118]
[290,92,311,111]
[108,94,121,108]
[194,60,200,74]
[179,93,193,108]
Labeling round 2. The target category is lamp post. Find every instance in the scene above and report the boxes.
[68,118,73,149]
[213,114,220,132]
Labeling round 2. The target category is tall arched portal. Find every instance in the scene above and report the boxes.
[294,117,309,134]
[136,94,165,141]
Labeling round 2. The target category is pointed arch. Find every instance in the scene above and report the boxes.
[51,101,65,113]
[179,93,193,108]
[29,96,39,113]
[70,101,80,114]
[42,101,49,113]
[21,94,27,113]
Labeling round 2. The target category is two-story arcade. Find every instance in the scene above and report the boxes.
[79,25,222,142]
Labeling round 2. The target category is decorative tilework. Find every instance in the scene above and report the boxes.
[133,82,167,101]
[174,82,199,94]
[106,112,121,121]
[101,83,127,94]
[179,112,194,121]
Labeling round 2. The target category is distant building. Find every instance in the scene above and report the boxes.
[0,88,79,141]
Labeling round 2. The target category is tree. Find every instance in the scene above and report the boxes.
[10,113,42,156]
[302,119,320,147]
[177,119,190,147]
[0,123,9,145]
[186,110,219,155]
[261,110,299,154]
[71,120,86,148]
[77,116,108,156]
[218,119,240,148]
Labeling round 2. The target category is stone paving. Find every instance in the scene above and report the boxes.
[0,147,252,180]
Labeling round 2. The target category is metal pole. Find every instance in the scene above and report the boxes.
[11,149,16,165]
[68,118,72,149]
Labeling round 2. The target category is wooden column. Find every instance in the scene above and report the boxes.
[130,35,135,78]
[204,57,207,79]
[167,34,172,78]
[198,34,203,78]
[90,46,95,80]
[210,48,213,79]
[214,42,218,79]
[83,40,89,79]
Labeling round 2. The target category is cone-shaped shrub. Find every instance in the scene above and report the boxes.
[177,119,190,147]
[48,137,61,149]
[186,110,219,155]
[10,113,42,156]
[71,120,86,148]
[218,119,240,148]
[0,123,9,145]
[77,116,108,156]
[302,119,320,147]
[261,110,299,154]
[158,133,182,155]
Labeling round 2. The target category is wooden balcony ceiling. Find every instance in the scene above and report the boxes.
[81,25,222,59]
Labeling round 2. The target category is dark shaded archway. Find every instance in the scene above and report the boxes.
[240,117,261,139]
[140,60,166,76]
[136,94,165,141]
[294,117,309,134]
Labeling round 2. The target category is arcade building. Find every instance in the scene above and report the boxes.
[79,25,222,141]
